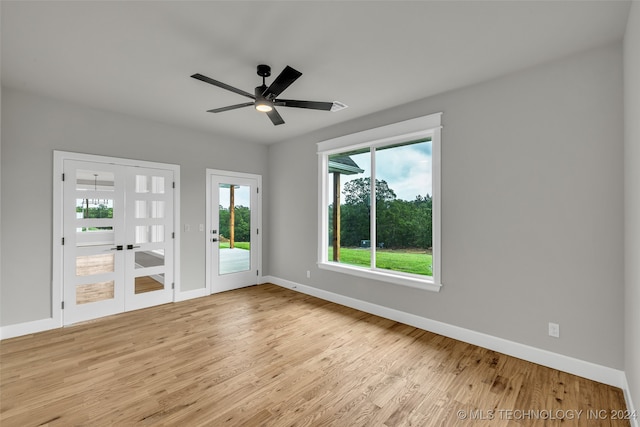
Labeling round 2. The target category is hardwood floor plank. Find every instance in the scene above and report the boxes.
[1,284,631,426]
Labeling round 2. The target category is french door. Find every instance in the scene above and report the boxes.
[62,159,175,325]
[207,171,261,294]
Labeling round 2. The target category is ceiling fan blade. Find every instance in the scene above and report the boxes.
[207,102,254,113]
[263,66,302,100]
[266,108,285,126]
[275,99,334,111]
[191,73,255,100]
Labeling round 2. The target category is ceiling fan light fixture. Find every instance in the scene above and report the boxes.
[255,100,273,113]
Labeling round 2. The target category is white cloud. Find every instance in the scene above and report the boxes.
[218,185,251,208]
[340,141,432,201]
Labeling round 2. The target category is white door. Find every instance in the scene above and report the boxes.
[208,172,261,293]
[62,161,175,324]
[63,161,125,324]
[124,166,174,311]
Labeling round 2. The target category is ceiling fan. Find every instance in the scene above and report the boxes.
[191,64,346,126]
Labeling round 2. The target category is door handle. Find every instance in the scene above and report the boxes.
[127,244,141,250]
[110,245,124,251]
[211,238,218,242]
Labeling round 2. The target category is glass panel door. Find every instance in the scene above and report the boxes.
[209,174,259,293]
[63,161,125,324]
[218,183,251,275]
[124,167,174,311]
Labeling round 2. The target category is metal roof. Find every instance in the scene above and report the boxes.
[328,155,364,175]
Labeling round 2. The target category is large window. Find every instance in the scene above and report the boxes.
[318,113,441,291]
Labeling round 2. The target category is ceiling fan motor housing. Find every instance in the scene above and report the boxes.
[255,85,268,98]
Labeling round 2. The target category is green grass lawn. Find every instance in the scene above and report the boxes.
[328,247,432,276]
[219,243,430,275]
[219,241,250,250]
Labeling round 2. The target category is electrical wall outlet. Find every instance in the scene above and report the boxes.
[306,270,311,279]
[548,322,560,338]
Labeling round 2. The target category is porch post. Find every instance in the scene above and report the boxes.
[332,172,340,261]
[229,185,235,249]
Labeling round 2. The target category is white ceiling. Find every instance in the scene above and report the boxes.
[1,1,631,145]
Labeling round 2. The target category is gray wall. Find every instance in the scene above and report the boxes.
[269,43,624,369]
[624,1,640,413]
[1,87,269,325]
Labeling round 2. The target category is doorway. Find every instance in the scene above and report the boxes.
[206,170,262,294]
[55,152,179,325]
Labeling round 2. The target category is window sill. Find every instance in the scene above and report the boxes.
[317,262,442,292]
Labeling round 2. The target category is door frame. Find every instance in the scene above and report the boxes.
[205,169,262,295]
[53,151,181,327]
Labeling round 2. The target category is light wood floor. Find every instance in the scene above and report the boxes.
[0,284,630,426]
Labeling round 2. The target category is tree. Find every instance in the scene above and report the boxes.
[76,202,113,219]
[375,196,432,249]
[339,177,433,249]
[342,178,396,206]
[413,195,432,249]
[219,205,251,242]
[340,202,370,247]
[340,178,396,247]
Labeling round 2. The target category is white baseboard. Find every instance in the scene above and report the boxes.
[264,275,627,390]
[1,287,210,339]
[0,317,59,340]
[622,375,640,427]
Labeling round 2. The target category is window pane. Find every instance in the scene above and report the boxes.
[218,183,251,274]
[135,225,164,244]
[75,170,114,192]
[375,139,432,276]
[76,254,114,276]
[75,227,114,246]
[135,250,164,269]
[327,149,370,269]
[75,196,114,246]
[76,280,114,304]
[134,200,165,219]
[135,175,165,194]
[135,274,165,294]
[76,199,113,219]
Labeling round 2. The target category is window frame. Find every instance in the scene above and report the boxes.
[317,113,442,292]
